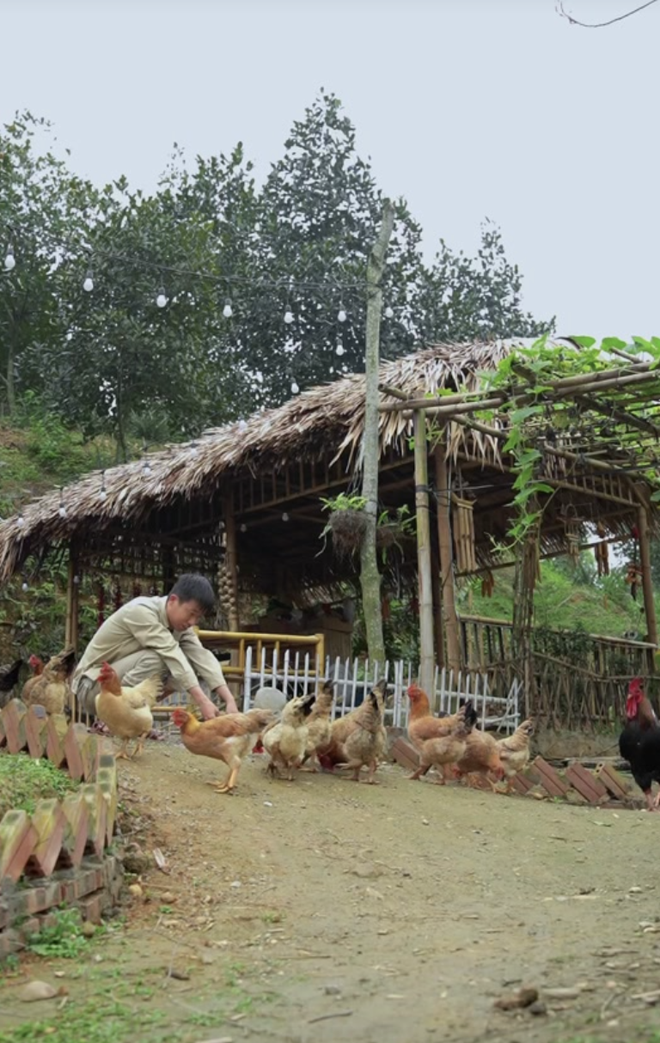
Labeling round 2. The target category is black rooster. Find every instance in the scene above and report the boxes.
[619,678,660,812]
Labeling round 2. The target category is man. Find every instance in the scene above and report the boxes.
[73,573,238,719]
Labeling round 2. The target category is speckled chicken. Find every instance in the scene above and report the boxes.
[21,648,75,716]
[496,719,535,792]
[333,679,388,784]
[263,692,316,780]
[408,703,478,784]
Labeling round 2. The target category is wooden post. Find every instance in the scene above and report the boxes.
[413,410,435,697]
[431,541,445,670]
[223,495,240,632]
[434,444,461,673]
[64,543,79,654]
[637,503,658,653]
[359,199,394,667]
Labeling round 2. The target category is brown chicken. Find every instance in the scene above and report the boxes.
[496,719,535,792]
[455,727,503,787]
[263,693,316,781]
[408,702,478,784]
[95,662,162,758]
[318,680,389,771]
[172,706,275,792]
[22,648,76,716]
[302,681,335,771]
[407,685,473,751]
[341,680,388,783]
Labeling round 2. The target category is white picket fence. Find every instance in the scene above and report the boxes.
[242,644,521,733]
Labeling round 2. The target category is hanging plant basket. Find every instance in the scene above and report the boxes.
[327,508,368,558]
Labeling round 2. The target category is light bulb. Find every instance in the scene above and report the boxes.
[190,441,199,457]
[240,523,247,533]
[336,344,345,356]
[73,574,80,586]
[16,514,25,528]
[338,308,347,323]
[291,381,299,395]
[156,291,167,308]
[222,302,233,319]
[238,419,247,432]
[58,505,67,518]
[284,309,294,325]
[384,305,394,319]
[4,249,15,272]
[21,581,28,593]
[143,461,152,477]
[282,512,289,522]
[99,488,107,502]
[83,273,94,292]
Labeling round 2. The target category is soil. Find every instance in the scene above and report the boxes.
[3,741,660,1043]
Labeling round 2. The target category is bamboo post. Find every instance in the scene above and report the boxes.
[64,543,79,654]
[434,445,461,673]
[431,541,445,670]
[637,503,658,658]
[413,410,435,697]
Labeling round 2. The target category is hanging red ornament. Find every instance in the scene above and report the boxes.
[631,524,640,540]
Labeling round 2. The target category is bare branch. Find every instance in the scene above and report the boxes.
[557,0,659,27]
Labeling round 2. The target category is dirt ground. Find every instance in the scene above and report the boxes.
[3,741,660,1043]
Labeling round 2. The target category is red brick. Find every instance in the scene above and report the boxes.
[0,811,38,882]
[29,800,66,877]
[61,793,89,867]
[1,700,27,754]
[24,706,48,759]
[46,716,67,767]
[510,774,535,795]
[391,737,420,773]
[566,763,608,804]
[529,756,570,798]
[77,892,104,923]
[596,763,630,801]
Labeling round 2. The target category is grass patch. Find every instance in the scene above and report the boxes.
[24,908,98,960]
[0,996,170,1043]
[0,752,79,819]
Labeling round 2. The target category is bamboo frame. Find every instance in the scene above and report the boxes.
[434,444,461,672]
[413,410,435,696]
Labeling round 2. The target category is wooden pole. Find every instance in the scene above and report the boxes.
[637,503,658,650]
[413,409,435,697]
[223,494,240,632]
[434,445,461,673]
[431,540,445,670]
[64,543,79,654]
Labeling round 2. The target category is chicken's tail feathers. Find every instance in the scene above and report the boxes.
[461,699,479,729]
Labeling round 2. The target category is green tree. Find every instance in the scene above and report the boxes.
[0,112,94,415]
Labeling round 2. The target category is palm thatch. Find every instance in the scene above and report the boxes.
[0,337,644,589]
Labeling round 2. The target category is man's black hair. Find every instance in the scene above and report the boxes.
[169,574,215,615]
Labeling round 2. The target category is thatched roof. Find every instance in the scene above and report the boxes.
[0,337,633,587]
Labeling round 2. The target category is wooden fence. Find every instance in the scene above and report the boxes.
[459,614,654,729]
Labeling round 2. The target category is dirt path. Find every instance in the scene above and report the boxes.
[3,743,660,1043]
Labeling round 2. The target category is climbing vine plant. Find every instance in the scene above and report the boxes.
[462,334,660,546]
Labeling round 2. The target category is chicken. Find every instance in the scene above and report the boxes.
[171,707,274,793]
[302,681,335,771]
[338,679,388,783]
[0,657,24,707]
[619,678,660,812]
[496,719,535,792]
[0,658,24,693]
[21,648,76,716]
[20,654,46,703]
[455,726,503,787]
[95,661,162,759]
[407,684,473,751]
[263,693,316,780]
[318,681,389,771]
[408,702,478,784]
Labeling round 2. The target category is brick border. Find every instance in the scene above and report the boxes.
[0,699,120,957]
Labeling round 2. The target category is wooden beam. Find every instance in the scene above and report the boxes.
[413,410,435,696]
[637,503,658,650]
[434,444,461,673]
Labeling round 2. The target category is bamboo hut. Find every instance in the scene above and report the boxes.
[0,338,657,699]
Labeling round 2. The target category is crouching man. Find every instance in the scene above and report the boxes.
[73,573,238,720]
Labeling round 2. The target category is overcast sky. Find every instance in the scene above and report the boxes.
[4,0,657,339]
